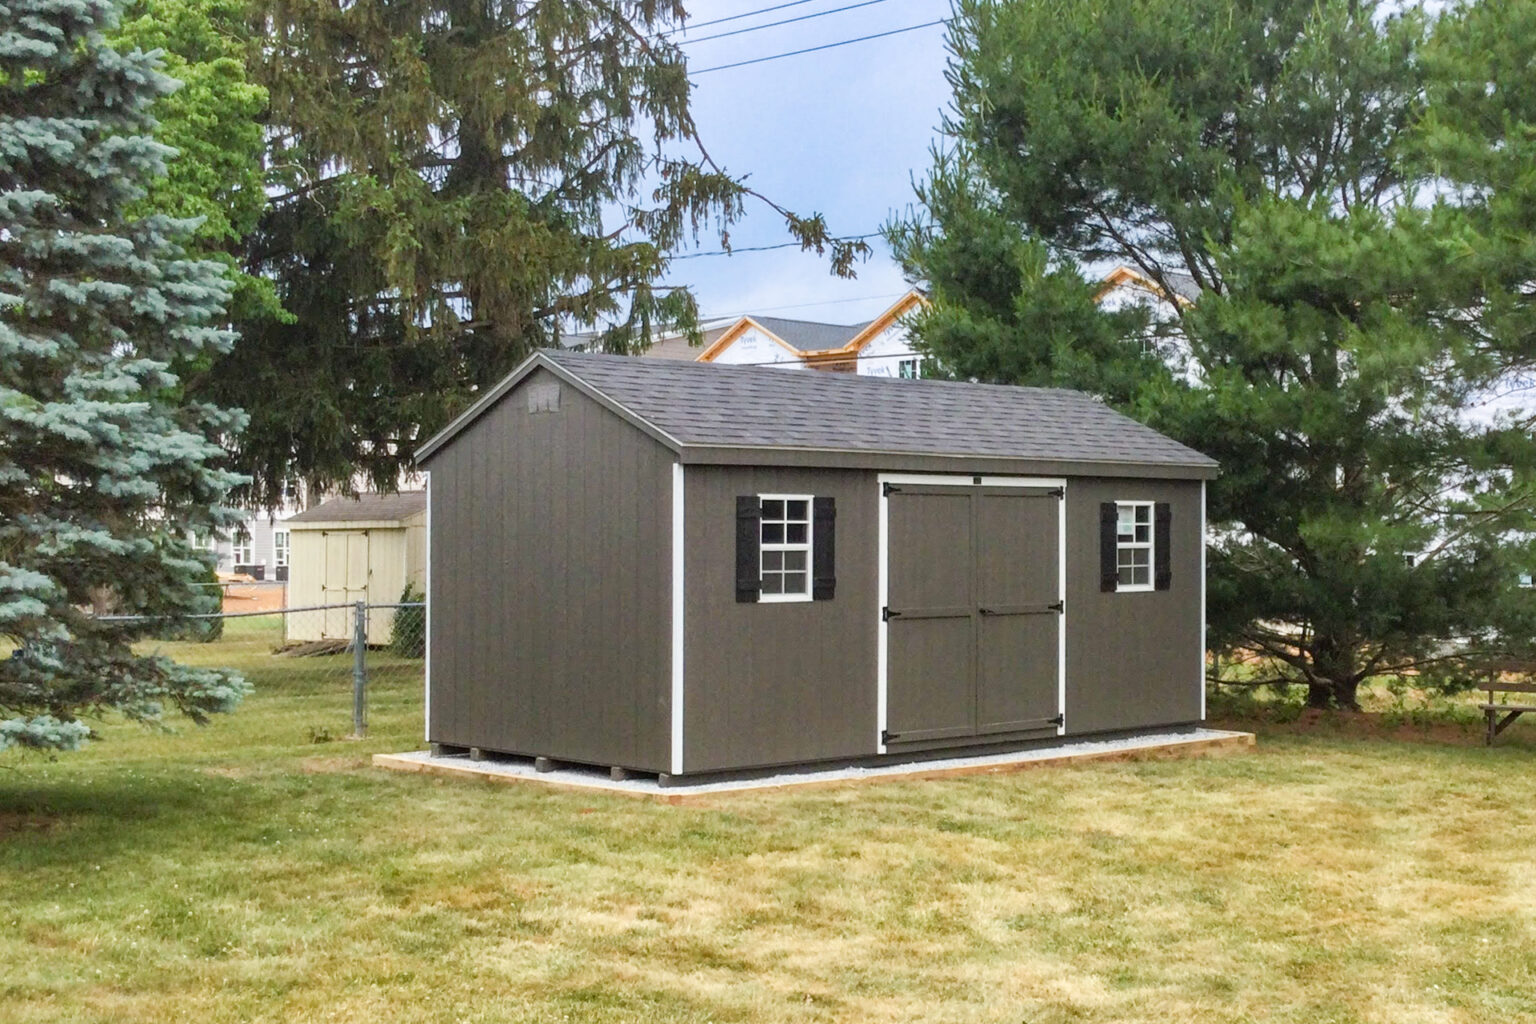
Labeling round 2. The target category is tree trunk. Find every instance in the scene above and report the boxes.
[1306,629,1363,710]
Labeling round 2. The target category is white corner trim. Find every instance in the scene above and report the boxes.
[423,470,432,743]
[1200,479,1208,722]
[671,462,686,775]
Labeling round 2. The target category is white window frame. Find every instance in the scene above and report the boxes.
[1116,501,1155,593]
[231,536,256,566]
[273,529,290,568]
[757,493,814,603]
[897,356,922,379]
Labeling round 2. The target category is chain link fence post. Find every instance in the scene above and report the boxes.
[352,599,368,738]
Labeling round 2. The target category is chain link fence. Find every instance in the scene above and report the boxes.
[118,602,425,738]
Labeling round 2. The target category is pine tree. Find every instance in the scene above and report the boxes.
[893,0,1536,708]
[207,0,870,506]
[0,0,249,750]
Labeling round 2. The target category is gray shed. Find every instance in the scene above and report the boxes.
[415,350,1219,780]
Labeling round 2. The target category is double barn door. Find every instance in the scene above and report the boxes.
[883,482,1062,746]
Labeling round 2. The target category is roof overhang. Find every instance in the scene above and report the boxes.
[287,518,416,531]
[673,444,1218,480]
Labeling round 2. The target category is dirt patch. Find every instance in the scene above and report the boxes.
[0,810,65,839]
[201,765,255,779]
[300,755,369,774]
[221,582,287,613]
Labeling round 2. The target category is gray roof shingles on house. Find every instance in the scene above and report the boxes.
[286,490,427,524]
[418,350,1218,477]
[744,315,868,352]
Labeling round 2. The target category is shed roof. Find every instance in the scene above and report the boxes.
[287,490,427,525]
[419,351,1217,478]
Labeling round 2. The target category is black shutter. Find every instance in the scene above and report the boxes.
[812,496,836,600]
[1154,502,1173,590]
[736,496,761,603]
[1099,502,1119,592]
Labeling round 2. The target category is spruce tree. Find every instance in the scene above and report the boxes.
[893,0,1536,708]
[210,0,870,505]
[0,0,249,750]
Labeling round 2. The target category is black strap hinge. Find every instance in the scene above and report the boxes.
[1050,713,1064,727]
[881,728,900,744]
[1048,600,1064,613]
[1049,486,1065,498]
[882,606,900,622]
[882,482,900,497]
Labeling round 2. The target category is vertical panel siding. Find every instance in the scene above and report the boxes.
[1065,478,1204,734]
[683,466,879,773]
[425,368,674,771]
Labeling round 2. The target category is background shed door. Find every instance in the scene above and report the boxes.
[884,484,1061,746]
[321,530,371,639]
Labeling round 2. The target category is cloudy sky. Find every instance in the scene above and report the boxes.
[657,0,955,328]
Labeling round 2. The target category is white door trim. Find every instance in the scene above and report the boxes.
[876,472,1068,754]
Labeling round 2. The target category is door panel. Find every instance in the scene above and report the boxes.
[322,532,348,638]
[975,493,1060,735]
[885,489,974,743]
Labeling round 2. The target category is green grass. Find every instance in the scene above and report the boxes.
[4,654,1536,1023]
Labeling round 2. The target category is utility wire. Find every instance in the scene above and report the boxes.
[688,19,947,74]
[676,0,903,46]
[662,0,827,35]
[670,232,883,258]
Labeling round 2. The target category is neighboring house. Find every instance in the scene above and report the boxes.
[686,290,931,377]
[193,500,300,581]
[629,269,1200,378]
[414,349,1217,781]
[284,490,428,645]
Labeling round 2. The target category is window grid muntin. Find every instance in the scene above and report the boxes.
[273,529,290,567]
[759,494,812,602]
[232,536,255,565]
[1116,502,1154,590]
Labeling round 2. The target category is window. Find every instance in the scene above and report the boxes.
[897,357,922,379]
[758,495,812,601]
[1521,572,1534,589]
[1116,502,1154,590]
[273,529,290,568]
[232,536,255,565]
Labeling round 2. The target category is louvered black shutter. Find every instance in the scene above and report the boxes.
[812,496,836,600]
[1100,502,1119,592]
[1154,502,1173,591]
[736,496,761,603]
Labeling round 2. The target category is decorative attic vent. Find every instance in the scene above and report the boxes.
[526,382,561,413]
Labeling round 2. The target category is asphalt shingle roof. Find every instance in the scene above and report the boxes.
[529,351,1215,470]
[287,491,427,524]
[746,315,868,352]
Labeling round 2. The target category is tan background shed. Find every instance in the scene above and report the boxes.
[284,492,427,645]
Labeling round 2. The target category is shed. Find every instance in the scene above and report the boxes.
[415,351,1219,780]
[284,491,427,645]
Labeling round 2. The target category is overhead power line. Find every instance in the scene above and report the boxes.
[688,19,948,75]
[669,232,882,259]
[676,0,904,47]
[663,0,827,35]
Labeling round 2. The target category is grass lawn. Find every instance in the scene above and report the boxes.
[4,652,1536,1023]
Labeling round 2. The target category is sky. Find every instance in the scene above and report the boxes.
[657,0,956,328]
